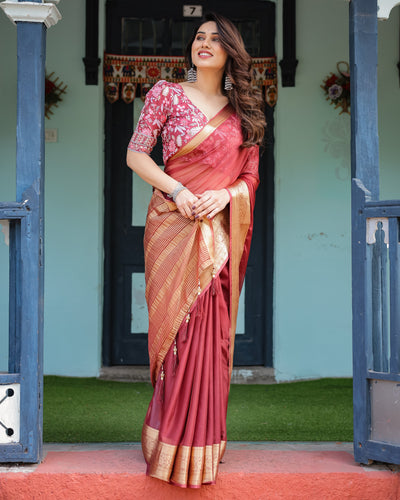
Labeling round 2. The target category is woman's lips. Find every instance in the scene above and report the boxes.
[198,51,212,58]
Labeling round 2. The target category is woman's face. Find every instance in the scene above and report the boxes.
[191,21,228,72]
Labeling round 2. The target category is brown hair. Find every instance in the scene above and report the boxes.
[185,12,266,148]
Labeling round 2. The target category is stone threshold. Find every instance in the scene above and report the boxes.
[99,365,276,384]
[1,442,399,499]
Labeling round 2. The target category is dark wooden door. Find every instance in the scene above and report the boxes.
[103,0,275,367]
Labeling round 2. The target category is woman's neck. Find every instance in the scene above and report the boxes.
[195,69,224,97]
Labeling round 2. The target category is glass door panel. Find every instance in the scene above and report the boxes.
[237,281,245,335]
[131,272,147,334]
[122,18,167,55]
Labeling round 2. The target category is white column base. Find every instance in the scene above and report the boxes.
[0,1,62,28]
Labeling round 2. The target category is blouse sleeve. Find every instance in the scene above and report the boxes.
[238,145,260,200]
[127,80,172,154]
[242,145,260,178]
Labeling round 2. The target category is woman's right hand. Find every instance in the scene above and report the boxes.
[175,189,199,220]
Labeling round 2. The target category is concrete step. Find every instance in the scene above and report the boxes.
[99,365,276,384]
[1,442,399,499]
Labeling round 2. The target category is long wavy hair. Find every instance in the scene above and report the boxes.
[185,12,266,148]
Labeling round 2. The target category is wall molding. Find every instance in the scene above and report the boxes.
[0,1,61,28]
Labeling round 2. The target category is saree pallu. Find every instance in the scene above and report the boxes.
[142,105,259,488]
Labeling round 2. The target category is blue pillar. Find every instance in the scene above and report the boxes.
[17,20,46,463]
[0,0,61,463]
[349,0,379,198]
[350,0,379,465]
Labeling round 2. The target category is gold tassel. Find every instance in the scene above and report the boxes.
[211,266,217,296]
[181,311,190,342]
[196,279,203,317]
[158,365,165,403]
[172,338,179,375]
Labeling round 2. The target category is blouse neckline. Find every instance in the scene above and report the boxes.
[171,82,231,124]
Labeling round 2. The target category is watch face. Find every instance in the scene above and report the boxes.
[183,5,203,18]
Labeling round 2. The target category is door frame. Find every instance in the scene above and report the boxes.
[102,0,275,368]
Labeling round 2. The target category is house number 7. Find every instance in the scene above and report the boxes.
[183,5,203,17]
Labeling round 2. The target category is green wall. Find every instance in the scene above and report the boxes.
[274,0,352,380]
[0,0,105,376]
[0,15,16,371]
[0,0,399,380]
[274,0,400,380]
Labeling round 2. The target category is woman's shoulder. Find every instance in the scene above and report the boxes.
[149,80,182,98]
[143,81,185,119]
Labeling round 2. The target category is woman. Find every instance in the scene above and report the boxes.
[126,12,265,488]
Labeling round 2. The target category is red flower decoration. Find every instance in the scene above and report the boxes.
[325,74,338,88]
[44,72,67,119]
[45,79,56,96]
[321,62,350,115]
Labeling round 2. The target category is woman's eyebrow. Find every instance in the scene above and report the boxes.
[196,31,219,35]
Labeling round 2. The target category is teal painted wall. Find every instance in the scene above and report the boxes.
[274,0,352,381]
[0,17,16,372]
[274,0,400,381]
[0,0,105,376]
[42,0,105,376]
[0,0,399,380]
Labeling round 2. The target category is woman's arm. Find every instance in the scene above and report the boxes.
[126,150,199,220]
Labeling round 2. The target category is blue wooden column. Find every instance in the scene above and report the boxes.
[351,0,400,465]
[350,0,379,197]
[0,0,61,463]
[350,0,379,465]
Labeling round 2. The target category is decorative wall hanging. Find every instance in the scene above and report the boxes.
[321,61,350,115]
[103,54,278,107]
[45,71,67,119]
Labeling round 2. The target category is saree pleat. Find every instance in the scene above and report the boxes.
[142,264,230,488]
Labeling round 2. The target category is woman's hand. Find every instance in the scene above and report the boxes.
[192,189,230,220]
[175,188,199,220]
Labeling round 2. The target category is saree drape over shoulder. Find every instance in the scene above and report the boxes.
[128,81,259,488]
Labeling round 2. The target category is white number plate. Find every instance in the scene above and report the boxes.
[183,5,203,18]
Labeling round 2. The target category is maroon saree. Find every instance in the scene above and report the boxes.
[142,105,259,488]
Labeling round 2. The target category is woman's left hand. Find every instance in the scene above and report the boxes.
[193,189,230,220]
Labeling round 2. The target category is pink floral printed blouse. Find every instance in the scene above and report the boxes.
[128,80,228,163]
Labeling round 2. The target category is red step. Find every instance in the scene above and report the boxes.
[1,443,399,499]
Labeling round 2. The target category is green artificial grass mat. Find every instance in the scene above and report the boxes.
[43,376,353,443]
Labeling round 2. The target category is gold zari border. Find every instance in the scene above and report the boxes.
[142,424,226,487]
[227,180,251,376]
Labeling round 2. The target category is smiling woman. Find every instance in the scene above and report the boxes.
[126,12,265,488]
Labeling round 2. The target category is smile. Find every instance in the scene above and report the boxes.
[198,51,212,57]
